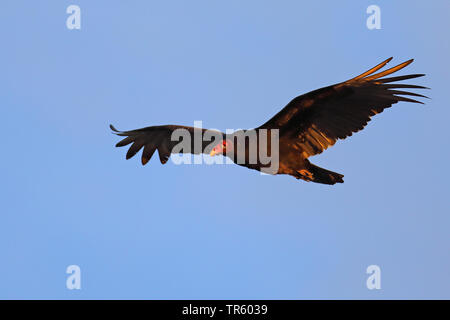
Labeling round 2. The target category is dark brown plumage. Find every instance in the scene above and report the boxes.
[111,58,428,184]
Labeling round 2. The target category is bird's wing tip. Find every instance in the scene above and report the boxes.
[403,58,414,66]
[110,124,120,133]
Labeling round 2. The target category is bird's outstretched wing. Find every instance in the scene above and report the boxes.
[258,58,428,158]
[110,124,224,165]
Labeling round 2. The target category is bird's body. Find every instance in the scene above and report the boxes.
[111,58,427,185]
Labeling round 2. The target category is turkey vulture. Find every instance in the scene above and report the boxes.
[111,58,427,184]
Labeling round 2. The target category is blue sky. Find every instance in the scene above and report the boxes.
[1,1,449,299]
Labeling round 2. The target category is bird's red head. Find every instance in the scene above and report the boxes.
[210,139,232,157]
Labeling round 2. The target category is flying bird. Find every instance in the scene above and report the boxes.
[111,58,428,184]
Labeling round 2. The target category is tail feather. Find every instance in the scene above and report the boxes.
[309,163,344,185]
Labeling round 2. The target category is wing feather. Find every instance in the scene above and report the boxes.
[111,124,224,165]
[259,58,428,158]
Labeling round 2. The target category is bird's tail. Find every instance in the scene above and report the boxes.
[308,163,344,185]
